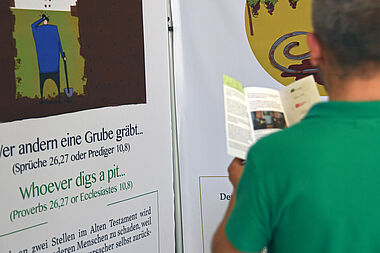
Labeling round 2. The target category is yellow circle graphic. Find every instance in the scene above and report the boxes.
[245,0,327,95]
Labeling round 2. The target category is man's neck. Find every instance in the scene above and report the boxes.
[327,71,380,102]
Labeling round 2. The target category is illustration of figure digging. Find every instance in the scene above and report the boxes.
[32,14,66,103]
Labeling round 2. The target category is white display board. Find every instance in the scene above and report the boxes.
[0,0,175,252]
[171,0,283,252]
[14,0,77,11]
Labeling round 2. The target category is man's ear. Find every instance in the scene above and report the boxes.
[307,33,323,67]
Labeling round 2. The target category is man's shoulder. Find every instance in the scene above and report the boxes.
[45,25,58,29]
[38,25,58,31]
[243,118,328,185]
[247,117,330,169]
[255,118,323,150]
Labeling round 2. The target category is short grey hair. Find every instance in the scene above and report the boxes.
[312,0,380,74]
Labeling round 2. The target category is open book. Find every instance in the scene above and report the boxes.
[223,75,321,160]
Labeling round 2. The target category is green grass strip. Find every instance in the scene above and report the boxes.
[107,190,158,207]
[0,221,48,238]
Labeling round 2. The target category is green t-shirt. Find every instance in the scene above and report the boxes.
[226,101,380,252]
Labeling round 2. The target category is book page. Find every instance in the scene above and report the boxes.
[223,75,254,159]
[245,87,287,141]
[280,76,321,126]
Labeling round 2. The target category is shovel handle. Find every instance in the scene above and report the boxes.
[62,53,70,90]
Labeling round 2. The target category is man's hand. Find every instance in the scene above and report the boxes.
[228,158,245,189]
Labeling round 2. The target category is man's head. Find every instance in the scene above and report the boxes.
[42,14,49,25]
[308,0,380,80]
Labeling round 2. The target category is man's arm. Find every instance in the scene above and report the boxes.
[31,17,44,31]
[56,30,66,61]
[212,190,242,253]
[212,158,258,253]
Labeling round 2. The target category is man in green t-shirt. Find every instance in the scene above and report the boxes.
[212,0,380,252]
